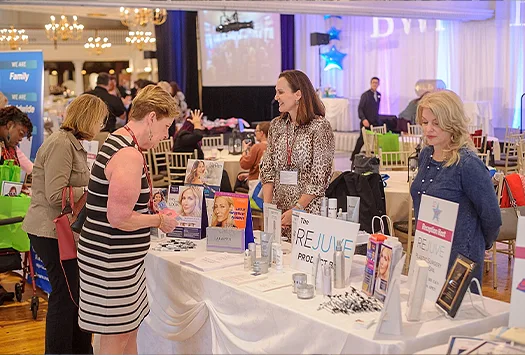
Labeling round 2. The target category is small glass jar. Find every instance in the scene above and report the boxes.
[292,273,307,294]
[296,284,315,300]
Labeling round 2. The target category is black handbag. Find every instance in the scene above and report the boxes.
[353,154,380,174]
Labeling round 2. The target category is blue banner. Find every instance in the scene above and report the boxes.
[27,246,52,294]
[0,51,44,159]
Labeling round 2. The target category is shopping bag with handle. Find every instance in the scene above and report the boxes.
[0,159,21,183]
[0,194,31,251]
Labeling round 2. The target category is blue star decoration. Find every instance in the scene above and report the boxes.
[324,15,342,20]
[432,203,442,222]
[327,26,341,41]
[321,45,347,71]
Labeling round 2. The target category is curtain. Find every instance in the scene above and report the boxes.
[281,14,295,71]
[155,11,199,110]
[295,12,525,130]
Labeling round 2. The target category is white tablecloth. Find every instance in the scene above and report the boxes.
[464,101,493,136]
[137,240,509,354]
[323,97,360,132]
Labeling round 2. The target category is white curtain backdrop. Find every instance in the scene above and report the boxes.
[295,5,525,131]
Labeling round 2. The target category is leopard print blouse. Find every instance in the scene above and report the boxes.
[260,115,335,239]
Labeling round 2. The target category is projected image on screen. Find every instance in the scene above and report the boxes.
[199,11,281,87]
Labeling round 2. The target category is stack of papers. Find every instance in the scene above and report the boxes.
[180,253,244,272]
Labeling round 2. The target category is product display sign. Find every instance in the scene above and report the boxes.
[167,185,208,239]
[408,195,458,302]
[0,51,44,159]
[509,216,525,328]
[291,212,359,285]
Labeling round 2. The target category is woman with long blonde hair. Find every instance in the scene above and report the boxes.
[410,90,501,289]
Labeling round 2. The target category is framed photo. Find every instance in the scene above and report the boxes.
[1,181,23,196]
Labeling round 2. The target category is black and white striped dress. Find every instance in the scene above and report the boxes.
[78,134,151,334]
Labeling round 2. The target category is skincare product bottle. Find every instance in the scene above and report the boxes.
[346,196,360,223]
[320,197,328,217]
[244,250,251,270]
[337,208,343,220]
[248,242,256,267]
[322,264,332,296]
[271,242,280,265]
[328,198,338,219]
[274,244,283,272]
[260,232,274,267]
[341,212,348,221]
[334,240,345,289]
[312,253,323,294]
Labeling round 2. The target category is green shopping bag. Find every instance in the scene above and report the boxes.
[376,132,400,163]
[0,159,21,183]
[0,195,31,251]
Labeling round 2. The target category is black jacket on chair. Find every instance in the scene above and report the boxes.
[358,90,381,127]
[325,171,387,235]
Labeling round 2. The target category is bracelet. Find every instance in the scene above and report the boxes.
[157,214,164,229]
[294,202,305,210]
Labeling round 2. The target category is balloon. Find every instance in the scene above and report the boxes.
[327,26,341,41]
[321,45,347,71]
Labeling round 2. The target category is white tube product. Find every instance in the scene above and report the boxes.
[337,208,343,220]
[322,264,332,296]
[328,198,338,219]
[334,240,345,289]
[260,232,274,267]
[320,197,328,217]
[274,244,283,272]
[312,253,322,294]
[248,242,256,267]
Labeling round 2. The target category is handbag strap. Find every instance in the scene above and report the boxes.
[61,186,74,211]
[503,177,521,217]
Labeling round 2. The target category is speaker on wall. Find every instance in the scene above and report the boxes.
[143,51,157,59]
[310,32,330,46]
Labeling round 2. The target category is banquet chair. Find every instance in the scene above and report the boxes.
[165,150,198,186]
[371,124,387,134]
[406,123,423,136]
[202,134,224,148]
[467,125,482,134]
[362,127,378,157]
[400,135,420,154]
[143,150,167,188]
[486,174,518,289]
[151,138,174,178]
[379,150,410,171]
[494,141,519,175]
[518,140,525,174]
[392,177,415,274]
[472,135,489,166]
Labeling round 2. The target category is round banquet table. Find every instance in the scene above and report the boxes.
[203,149,242,188]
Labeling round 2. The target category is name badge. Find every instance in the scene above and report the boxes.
[280,170,298,185]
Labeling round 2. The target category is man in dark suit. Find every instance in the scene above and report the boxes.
[351,77,381,162]
[84,72,126,132]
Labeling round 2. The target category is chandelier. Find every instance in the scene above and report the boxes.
[84,31,111,55]
[0,26,28,50]
[119,7,167,27]
[125,31,156,51]
[45,15,84,45]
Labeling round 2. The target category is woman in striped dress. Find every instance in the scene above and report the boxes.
[78,85,179,354]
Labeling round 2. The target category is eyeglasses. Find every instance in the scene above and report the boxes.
[100,116,109,128]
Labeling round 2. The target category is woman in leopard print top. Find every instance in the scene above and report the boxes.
[260,70,335,241]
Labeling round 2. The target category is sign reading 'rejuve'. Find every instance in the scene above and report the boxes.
[509,217,525,328]
[0,51,44,159]
[291,212,359,285]
[409,195,458,303]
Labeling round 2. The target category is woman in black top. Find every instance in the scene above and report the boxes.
[173,109,205,159]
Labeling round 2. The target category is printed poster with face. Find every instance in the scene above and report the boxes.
[167,185,208,239]
[185,159,224,223]
[211,192,249,229]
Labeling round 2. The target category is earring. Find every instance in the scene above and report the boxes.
[148,128,153,141]
[295,100,299,105]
